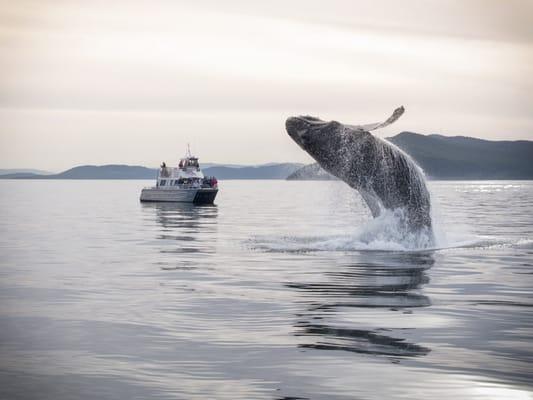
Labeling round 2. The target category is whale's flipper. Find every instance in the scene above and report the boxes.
[286,106,433,240]
[347,106,405,132]
[358,188,382,218]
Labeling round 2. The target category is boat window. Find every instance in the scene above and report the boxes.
[160,180,166,186]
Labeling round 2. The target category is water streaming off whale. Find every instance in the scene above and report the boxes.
[1,180,532,399]
[285,108,435,248]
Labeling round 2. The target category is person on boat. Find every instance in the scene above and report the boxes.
[160,162,169,177]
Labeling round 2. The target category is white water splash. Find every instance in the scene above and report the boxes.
[250,206,507,253]
[252,208,437,253]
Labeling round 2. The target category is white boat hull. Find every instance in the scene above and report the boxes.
[140,187,218,204]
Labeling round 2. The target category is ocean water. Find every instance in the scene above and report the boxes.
[0,180,532,399]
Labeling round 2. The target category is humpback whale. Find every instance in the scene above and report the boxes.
[285,107,433,236]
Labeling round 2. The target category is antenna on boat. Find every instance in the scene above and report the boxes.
[186,143,192,158]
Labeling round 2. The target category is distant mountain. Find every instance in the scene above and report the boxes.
[58,165,157,179]
[0,163,303,180]
[203,163,303,179]
[4,133,532,181]
[389,132,533,179]
[286,163,336,181]
[57,165,159,179]
[0,168,52,176]
[288,133,533,180]
[0,173,47,179]
[0,165,158,180]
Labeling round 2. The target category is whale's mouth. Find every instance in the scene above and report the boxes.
[286,115,328,147]
[285,117,308,147]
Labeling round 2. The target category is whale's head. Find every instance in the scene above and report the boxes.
[286,115,369,175]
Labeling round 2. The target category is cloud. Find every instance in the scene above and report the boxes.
[0,0,532,168]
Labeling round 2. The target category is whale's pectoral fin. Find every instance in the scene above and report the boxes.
[357,188,382,218]
[347,106,405,132]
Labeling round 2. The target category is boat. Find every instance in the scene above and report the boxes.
[140,148,218,204]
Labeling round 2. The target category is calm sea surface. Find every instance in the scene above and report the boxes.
[1,180,532,399]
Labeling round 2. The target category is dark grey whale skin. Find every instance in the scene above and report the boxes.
[285,111,433,232]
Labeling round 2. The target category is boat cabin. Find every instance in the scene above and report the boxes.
[156,156,217,189]
[179,157,199,170]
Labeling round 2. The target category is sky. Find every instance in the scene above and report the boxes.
[1,0,532,171]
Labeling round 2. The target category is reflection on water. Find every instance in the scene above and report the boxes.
[1,180,532,399]
[289,253,433,358]
[143,202,218,262]
[143,202,218,231]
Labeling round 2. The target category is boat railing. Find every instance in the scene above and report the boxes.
[157,168,204,179]
[144,181,216,190]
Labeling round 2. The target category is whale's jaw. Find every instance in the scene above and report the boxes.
[285,117,308,148]
[285,108,434,242]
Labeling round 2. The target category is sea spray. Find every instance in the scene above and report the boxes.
[252,208,436,253]
[286,107,435,245]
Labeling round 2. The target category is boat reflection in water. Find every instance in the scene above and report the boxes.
[287,252,434,359]
[141,202,218,268]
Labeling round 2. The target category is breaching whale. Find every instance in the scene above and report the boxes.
[285,107,433,236]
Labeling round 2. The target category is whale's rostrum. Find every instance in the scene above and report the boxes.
[285,107,434,241]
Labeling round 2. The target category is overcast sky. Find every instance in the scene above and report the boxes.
[1,0,532,170]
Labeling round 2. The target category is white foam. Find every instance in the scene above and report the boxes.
[250,188,529,253]
[253,208,444,253]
